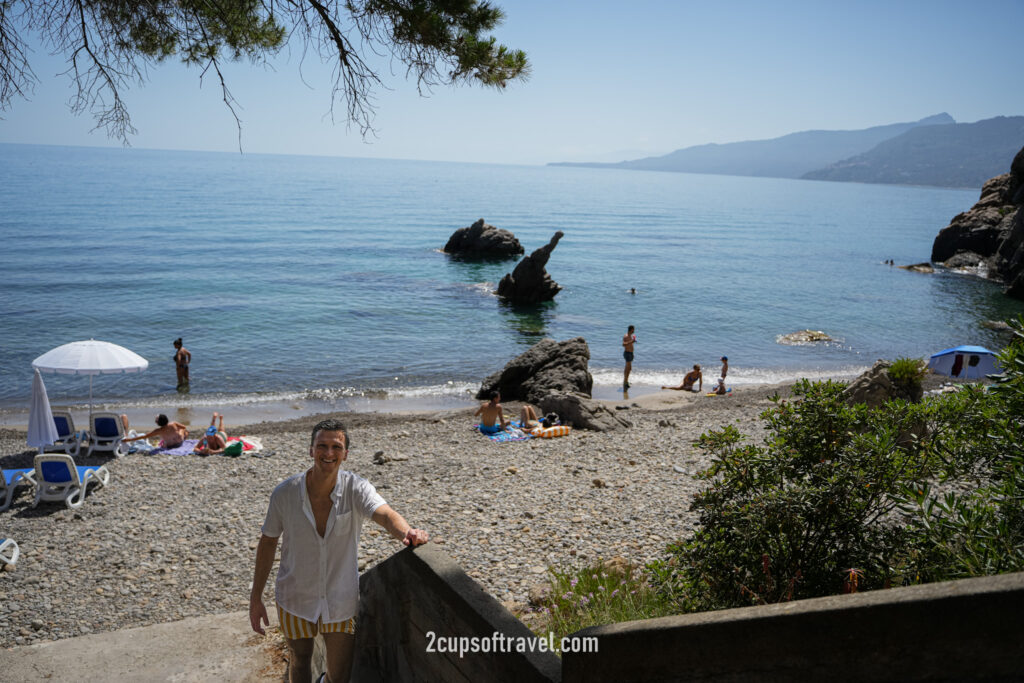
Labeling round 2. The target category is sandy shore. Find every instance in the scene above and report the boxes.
[0,379,867,648]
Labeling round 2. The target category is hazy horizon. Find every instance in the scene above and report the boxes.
[2,1,1023,165]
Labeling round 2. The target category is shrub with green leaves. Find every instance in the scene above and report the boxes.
[649,379,963,611]
[888,356,927,400]
[901,316,1024,581]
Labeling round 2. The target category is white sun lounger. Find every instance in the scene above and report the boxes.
[1,467,36,512]
[0,538,18,566]
[32,454,110,509]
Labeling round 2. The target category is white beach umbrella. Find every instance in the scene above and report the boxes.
[27,368,59,452]
[32,339,149,416]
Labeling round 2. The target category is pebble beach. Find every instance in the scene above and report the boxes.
[0,382,806,649]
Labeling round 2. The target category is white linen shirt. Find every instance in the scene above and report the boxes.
[261,469,386,624]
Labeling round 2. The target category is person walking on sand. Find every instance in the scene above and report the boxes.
[663,364,703,392]
[173,338,191,388]
[249,419,428,683]
[720,356,729,380]
[121,414,189,449]
[622,325,636,389]
[474,391,508,434]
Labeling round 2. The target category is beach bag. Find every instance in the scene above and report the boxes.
[223,440,244,457]
[540,412,560,429]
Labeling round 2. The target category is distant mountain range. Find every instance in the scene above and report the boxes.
[549,113,1024,188]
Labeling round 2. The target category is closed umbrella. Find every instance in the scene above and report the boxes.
[27,368,59,452]
[32,339,149,417]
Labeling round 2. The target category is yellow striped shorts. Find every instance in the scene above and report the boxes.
[276,605,356,640]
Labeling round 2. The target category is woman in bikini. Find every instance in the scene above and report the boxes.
[173,338,191,388]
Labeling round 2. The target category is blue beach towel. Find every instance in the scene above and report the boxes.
[475,423,533,443]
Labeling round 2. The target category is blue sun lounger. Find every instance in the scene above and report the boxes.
[88,412,128,457]
[1,468,36,512]
[0,538,18,566]
[49,410,83,457]
[32,454,110,509]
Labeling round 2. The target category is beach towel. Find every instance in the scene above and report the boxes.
[476,423,533,443]
[223,436,264,455]
[149,439,200,456]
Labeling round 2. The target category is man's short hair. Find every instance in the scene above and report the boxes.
[628,325,635,332]
[311,418,350,449]
[156,414,169,427]
[488,391,500,401]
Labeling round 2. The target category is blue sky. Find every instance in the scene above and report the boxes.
[1,0,1022,165]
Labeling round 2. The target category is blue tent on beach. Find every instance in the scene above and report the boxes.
[927,345,999,379]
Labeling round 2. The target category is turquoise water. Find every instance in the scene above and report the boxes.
[1,143,1021,418]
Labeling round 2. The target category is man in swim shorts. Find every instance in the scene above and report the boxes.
[622,325,636,389]
[249,419,428,683]
[474,391,508,434]
[121,414,188,448]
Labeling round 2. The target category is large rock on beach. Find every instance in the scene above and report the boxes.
[496,231,564,303]
[443,218,524,258]
[476,337,593,404]
[538,392,632,432]
[843,359,923,407]
[931,146,1024,300]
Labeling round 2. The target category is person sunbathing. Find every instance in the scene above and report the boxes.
[474,391,508,434]
[121,414,188,448]
[519,404,541,430]
[662,364,703,392]
[194,412,229,455]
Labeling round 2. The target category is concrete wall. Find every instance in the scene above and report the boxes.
[348,546,1024,682]
[353,545,560,683]
[562,571,1024,682]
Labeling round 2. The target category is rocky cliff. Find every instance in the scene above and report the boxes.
[931,146,1024,300]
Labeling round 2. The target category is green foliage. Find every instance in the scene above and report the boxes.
[530,559,669,646]
[535,324,1024,630]
[900,316,1024,581]
[888,357,927,398]
[2,0,528,141]
[649,379,956,611]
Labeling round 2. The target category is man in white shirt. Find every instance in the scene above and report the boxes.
[249,418,429,683]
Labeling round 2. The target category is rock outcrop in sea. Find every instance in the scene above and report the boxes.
[931,146,1024,300]
[777,330,836,345]
[496,231,564,303]
[443,218,524,258]
[476,337,593,405]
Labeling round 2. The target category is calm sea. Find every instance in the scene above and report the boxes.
[1,143,1021,423]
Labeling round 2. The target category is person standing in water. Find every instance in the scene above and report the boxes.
[622,325,636,389]
[174,338,191,389]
